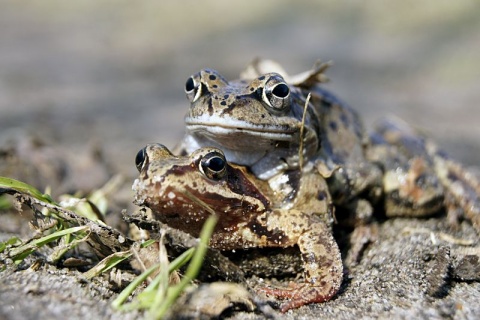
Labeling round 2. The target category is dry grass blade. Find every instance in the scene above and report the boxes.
[298,92,312,170]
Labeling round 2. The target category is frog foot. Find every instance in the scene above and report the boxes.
[258,282,337,312]
[345,223,379,267]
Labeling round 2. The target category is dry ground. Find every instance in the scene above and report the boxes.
[1,1,479,319]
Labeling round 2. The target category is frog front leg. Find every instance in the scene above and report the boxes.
[255,209,343,312]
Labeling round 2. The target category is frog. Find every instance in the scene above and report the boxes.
[175,59,480,240]
[141,60,480,311]
[133,138,480,312]
[175,59,447,221]
[133,143,343,312]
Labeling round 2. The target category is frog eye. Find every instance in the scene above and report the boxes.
[135,144,172,172]
[262,78,291,112]
[185,75,202,103]
[199,151,227,180]
[135,147,147,172]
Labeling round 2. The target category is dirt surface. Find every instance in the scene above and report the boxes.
[1,1,480,319]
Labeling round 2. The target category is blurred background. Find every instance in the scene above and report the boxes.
[1,0,479,188]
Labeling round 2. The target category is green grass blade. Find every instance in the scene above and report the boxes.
[8,226,89,263]
[112,215,217,318]
[0,176,56,204]
[0,237,21,253]
[84,250,133,280]
[0,195,12,209]
[111,263,160,310]
[149,215,218,319]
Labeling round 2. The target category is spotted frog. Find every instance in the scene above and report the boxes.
[175,60,363,184]
[176,59,450,219]
[140,60,480,311]
[133,143,343,312]
[175,59,480,235]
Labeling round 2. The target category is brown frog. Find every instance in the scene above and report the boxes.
[175,60,374,189]
[176,59,480,225]
[133,131,480,311]
[133,143,343,312]
[137,60,480,311]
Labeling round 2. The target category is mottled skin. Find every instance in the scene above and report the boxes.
[139,60,480,311]
[176,68,319,180]
[175,59,480,226]
[367,117,480,230]
[175,59,448,219]
[133,144,343,312]
[367,118,445,217]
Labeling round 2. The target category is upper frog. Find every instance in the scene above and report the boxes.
[176,68,318,180]
[175,59,480,227]
[133,143,343,312]
[175,60,383,210]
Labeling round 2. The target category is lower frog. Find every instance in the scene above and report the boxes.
[133,143,343,312]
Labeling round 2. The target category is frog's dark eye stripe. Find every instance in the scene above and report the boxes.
[199,151,227,180]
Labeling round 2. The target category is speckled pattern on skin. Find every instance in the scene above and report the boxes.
[176,60,427,218]
[176,60,480,226]
[132,139,480,312]
[144,60,480,312]
[133,143,343,312]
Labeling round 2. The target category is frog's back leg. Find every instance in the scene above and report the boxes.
[368,117,480,232]
[366,117,445,217]
[426,141,480,232]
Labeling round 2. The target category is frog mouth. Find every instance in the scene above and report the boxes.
[185,124,298,153]
[187,123,296,140]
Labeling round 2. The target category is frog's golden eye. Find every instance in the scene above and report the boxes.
[185,75,202,103]
[263,78,291,112]
[135,147,147,172]
[199,151,227,180]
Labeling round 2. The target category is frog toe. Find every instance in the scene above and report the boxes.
[258,282,337,312]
